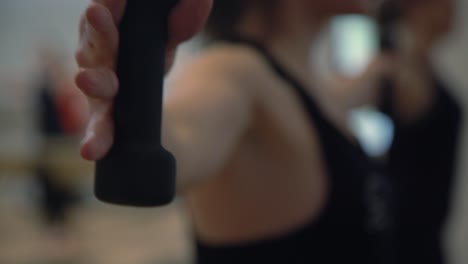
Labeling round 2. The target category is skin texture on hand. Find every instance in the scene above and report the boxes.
[74,0,212,161]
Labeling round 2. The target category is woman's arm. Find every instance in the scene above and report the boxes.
[162,56,254,192]
[75,0,255,194]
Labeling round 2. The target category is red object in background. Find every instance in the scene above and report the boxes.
[55,78,89,136]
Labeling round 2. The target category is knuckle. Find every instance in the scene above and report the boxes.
[100,69,118,98]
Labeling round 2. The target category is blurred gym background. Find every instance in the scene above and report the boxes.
[0,1,466,264]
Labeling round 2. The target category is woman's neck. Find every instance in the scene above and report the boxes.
[237,4,324,83]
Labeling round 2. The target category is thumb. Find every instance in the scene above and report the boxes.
[167,0,213,48]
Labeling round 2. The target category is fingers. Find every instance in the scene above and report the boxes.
[75,67,117,160]
[76,68,118,100]
[77,0,212,73]
[76,3,119,68]
[75,0,212,161]
[75,2,120,161]
[81,109,115,160]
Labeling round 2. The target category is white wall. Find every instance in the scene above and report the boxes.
[0,0,88,160]
[0,0,86,67]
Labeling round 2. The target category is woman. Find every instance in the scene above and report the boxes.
[35,47,89,257]
[382,1,462,263]
[323,1,463,262]
[74,0,452,263]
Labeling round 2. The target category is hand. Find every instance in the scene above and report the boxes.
[75,0,212,161]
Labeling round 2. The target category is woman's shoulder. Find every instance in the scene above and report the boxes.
[169,42,272,86]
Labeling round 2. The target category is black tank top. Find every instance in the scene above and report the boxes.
[196,36,396,264]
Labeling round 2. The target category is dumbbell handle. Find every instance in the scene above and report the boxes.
[94,0,178,207]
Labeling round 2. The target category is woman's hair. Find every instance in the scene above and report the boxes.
[204,0,276,40]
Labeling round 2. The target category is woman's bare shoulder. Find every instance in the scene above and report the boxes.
[168,43,271,87]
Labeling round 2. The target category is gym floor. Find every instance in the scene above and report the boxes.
[0,176,194,264]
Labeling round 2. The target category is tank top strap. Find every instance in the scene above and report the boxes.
[220,35,330,126]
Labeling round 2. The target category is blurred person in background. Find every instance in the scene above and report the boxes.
[74,0,461,264]
[381,0,462,263]
[34,46,88,255]
[325,0,462,263]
